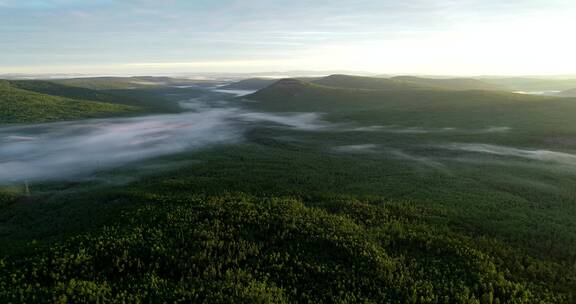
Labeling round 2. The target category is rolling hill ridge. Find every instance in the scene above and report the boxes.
[246,77,576,134]
[226,74,509,93]
[311,74,432,90]
[0,80,139,124]
[390,75,506,91]
[51,76,203,90]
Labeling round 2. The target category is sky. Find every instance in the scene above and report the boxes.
[0,0,575,76]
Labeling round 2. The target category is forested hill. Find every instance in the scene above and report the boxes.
[246,78,576,133]
[8,80,141,105]
[0,80,138,124]
[51,76,202,90]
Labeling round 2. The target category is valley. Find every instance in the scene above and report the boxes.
[1,75,575,303]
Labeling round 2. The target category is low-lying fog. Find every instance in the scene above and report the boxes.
[0,93,327,183]
[2,88,574,184]
[442,143,576,165]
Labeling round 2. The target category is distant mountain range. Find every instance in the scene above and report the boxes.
[220,74,576,93]
[481,77,576,91]
[558,88,576,97]
[224,74,507,92]
[313,74,428,90]
[390,76,506,91]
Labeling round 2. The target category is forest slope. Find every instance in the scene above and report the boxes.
[247,78,576,134]
[0,80,139,124]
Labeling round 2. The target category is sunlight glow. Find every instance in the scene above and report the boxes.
[1,0,575,75]
[296,14,576,75]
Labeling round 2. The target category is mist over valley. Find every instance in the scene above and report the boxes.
[2,0,576,301]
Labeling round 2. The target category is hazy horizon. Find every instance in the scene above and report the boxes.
[4,70,576,81]
[1,0,575,76]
